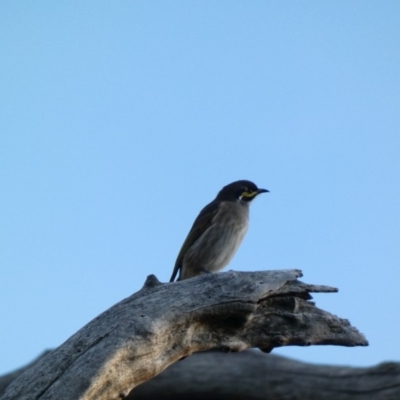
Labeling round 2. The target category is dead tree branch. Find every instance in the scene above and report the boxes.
[132,350,400,400]
[1,270,367,400]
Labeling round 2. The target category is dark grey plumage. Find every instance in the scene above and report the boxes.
[170,180,268,282]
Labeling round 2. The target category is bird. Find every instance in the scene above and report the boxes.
[169,180,268,282]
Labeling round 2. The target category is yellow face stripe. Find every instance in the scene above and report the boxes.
[241,190,257,199]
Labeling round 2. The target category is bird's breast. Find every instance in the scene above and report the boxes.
[205,201,249,270]
[183,201,250,274]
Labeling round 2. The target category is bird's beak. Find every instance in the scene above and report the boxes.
[257,188,269,194]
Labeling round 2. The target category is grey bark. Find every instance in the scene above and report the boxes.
[132,350,400,400]
[0,352,51,396]
[1,270,368,400]
[3,351,400,400]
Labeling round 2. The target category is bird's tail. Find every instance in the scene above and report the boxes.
[169,263,181,282]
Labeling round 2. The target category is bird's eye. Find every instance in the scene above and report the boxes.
[246,188,252,193]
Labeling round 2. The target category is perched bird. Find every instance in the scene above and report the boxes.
[170,180,268,282]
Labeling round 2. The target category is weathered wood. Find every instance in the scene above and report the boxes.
[130,350,400,400]
[3,351,399,400]
[0,351,51,396]
[1,270,367,400]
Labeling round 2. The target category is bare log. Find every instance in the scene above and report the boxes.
[3,351,399,400]
[0,352,51,396]
[1,270,367,400]
[131,350,400,400]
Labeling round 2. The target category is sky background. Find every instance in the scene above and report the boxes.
[1,1,399,376]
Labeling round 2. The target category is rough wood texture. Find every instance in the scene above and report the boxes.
[3,351,399,400]
[131,350,400,400]
[0,352,51,396]
[1,270,367,400]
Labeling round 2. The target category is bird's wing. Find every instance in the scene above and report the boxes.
[169,201,221,282]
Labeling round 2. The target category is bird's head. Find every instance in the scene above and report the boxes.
[216,180,269,202]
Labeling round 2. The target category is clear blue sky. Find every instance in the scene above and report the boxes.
[1,1,399,375]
